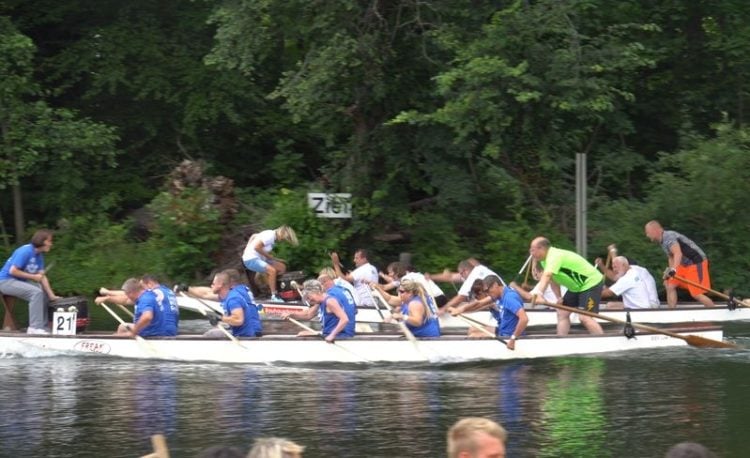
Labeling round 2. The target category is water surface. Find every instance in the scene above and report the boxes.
[1,323,748,457]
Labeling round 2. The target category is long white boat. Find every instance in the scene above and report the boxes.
[0,325,727,365]
[176,296,750,328]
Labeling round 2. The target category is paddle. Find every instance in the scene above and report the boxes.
[363,284,386,322]
[290,280,310,307]
[455,313,508,347]
[536,299,737,349]
[285,316,371,363]
[178,292,239,343]
[368,287,419,344]
[670,273,750,309]
[178,292,271,366]
[42,261,55,276]
[605,244,617,269]
[140,434,170,458]
[115,303,134,319]
[513,254,533,287]
[100,302,164,356]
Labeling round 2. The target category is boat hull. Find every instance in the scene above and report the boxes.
[0,326,726,365]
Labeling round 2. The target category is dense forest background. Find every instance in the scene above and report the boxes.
[1,0,749,300]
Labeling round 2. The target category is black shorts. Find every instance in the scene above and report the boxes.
[435,295,448,308]
[562,283,603,313]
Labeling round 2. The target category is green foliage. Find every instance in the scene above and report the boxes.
[0,16,119,225]
[588,199,660,268]
[645,125,750,289]
[4,0,750,304]
[405,212,470,272]
[394,0,659,234]
[40,216,165,295]
[148,188,222,282]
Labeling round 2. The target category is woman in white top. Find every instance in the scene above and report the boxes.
[242,225,298,302]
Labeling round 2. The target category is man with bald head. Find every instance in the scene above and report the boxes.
[528,237,604,335]
[601,256,660,309]
[645,220,714,308]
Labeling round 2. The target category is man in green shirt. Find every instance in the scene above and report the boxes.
[529,237,604,336]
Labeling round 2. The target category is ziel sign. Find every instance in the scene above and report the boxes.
[307,193,352,218]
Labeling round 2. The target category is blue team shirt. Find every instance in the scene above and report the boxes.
[221,285,262,337]
[401,297,441,338]
[490,286,525,337]
[152,285,180,325]
[319,289,356,338]
[0,244,44,281]
[134,289,178,337]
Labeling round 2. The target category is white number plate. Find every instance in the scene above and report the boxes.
[53,311,77,336]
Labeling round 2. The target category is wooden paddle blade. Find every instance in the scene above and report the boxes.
[685,334,738,349]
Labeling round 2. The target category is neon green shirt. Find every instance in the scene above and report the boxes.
[542,247,603,292]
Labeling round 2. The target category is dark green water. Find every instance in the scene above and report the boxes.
[1,323,749,458]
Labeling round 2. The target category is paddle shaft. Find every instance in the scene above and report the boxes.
[456,314,508,346]
[140,434,170,458]
[115,303,134,319]
[517,255,532,276]
[287,316,320,335]
[362,284,386,321]
[605,245,617,269]
[369,287,418,343]
[291,282,308,306]
[286,316,371,362]
[538,299,736,349]
[672,274,750,308]
[180,292,272,365]
[179,292,241,344]
[100,302,149,344]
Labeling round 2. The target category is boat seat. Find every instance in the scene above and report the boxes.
[1,294,18,331]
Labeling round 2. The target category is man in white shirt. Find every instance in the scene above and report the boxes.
[331,249,378,307]
[602,256,660,309]
[441,259,503,311]
[403,269,447,308]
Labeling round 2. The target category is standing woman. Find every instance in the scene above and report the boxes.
[242,225,298,302]
[392,279,440,338]
[0,229,61,334]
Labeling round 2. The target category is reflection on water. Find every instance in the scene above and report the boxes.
[537,358,606,458]
[0,341,748,457]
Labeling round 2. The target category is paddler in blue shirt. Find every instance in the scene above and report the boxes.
[203,269,262,338]
[282,279,354,343]
[449,274,528,350]
[117,277,178,337]
[392,279,441,338]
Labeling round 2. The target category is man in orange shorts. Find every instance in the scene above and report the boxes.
[645,220,714,308]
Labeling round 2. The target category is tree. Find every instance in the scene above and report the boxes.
[393,1,660,236]
[0,16,118,240]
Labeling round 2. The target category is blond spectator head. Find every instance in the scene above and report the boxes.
[247,437,304,458]
[318,267,336,279]
[447,417,507,458]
